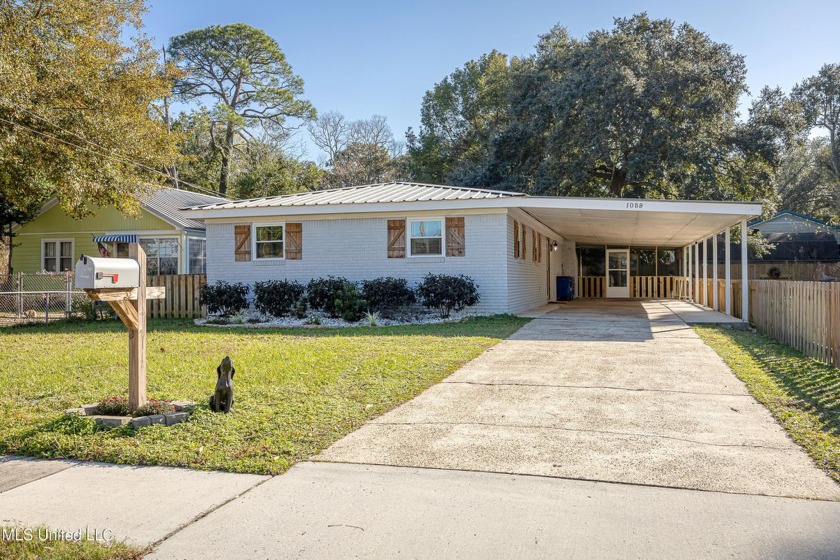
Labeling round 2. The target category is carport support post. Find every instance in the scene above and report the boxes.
[725,228,732,316]
[702,238,708,307]
[740,219,749,323]
[712,233,719,311]
[694,242,700,304]
[128,243,147,410]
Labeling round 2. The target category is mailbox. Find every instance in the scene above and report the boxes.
[75,254,140,289]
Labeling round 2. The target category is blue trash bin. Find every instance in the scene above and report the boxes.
[556,276,574,301]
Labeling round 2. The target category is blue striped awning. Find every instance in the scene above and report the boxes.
[92,234,138,243]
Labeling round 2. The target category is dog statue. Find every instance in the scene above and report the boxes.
[209,356,235,413]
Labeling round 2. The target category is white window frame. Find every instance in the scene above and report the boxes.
[187,236,207,275]
[407,218,445,258]
[138,236,181,276]
[252,223,285,260]
[41,238,74,273]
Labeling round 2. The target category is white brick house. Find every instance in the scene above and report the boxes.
[185,182,761,316]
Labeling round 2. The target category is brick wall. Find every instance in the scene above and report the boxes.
[206,213,509,314]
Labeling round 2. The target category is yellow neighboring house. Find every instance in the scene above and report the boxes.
[11,188,226,275]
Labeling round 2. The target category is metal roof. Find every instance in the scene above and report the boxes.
[184,182,526,211]
[143,188,228,230]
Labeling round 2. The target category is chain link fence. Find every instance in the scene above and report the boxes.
[0,272,90,326]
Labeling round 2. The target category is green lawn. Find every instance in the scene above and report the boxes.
[695,326,840,483]
[0,316,527,475]
[0,526,145,560]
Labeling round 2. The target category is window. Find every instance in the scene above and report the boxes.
[254,225,284,259]
[43,239,73,272]
[188,238,207,274]
[408,219,443,256]
[139,238,179,276]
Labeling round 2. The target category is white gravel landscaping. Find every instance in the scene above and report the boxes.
[194,308,483,328]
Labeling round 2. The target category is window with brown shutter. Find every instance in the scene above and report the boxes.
[234,225,251,261]
[520,223,527,260]
[537,233,543,263]
[513,220,520,258]
[286,223,302,260]
[445,217,465,257]
[387,219,406,258]
[532,230,537,262]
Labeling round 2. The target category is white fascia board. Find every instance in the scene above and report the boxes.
[522,197,763,217]
[185,196,763,220]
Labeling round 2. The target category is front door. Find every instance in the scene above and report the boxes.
[606,249,630,298]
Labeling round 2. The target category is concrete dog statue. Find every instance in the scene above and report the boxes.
[209,356,235,413]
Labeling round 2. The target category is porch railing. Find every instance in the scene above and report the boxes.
[576,276,691,300]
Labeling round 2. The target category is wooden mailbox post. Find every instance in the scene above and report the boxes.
[80,244,165,411]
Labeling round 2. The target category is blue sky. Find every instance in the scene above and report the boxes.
[141,0,840,159]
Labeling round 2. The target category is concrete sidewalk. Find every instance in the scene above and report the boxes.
[0,456,268,546]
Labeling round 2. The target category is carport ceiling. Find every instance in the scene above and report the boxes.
[521,199,762,246]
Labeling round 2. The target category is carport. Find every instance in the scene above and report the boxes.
[521,197,763,320]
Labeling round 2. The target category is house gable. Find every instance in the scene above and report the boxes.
[16,202,177,235]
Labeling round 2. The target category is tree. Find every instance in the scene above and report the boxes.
[308,111,349,166]
[328,143,397,187]
[233,139,323,198]
[406,50,512,184]
[169,23,316,195]
[310,112,404,187]
[504,15,748,198]
[0,0,180,229]
[793,64,840,217]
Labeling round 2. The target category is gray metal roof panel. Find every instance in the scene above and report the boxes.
[184,182,525,211]
[143,188,228,229]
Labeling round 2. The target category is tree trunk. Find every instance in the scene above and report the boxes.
[217,123,235,196]
[608,167,627,197]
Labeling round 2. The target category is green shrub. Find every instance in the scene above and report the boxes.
[95,395,129,416]
[417,274,480,318]
[253,280,305,317]
[334,283,367,322]
[361,277,416,315]
[199,281,249,316]
[306,276,354,317]
[293,301,308,319]
[133,399,176,417]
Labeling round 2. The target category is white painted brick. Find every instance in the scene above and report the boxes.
[206,214,509,314]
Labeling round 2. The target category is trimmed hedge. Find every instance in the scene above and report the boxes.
[417,274,480,318]
[200,281,249,316]
[254,280,305,317]
[361,277,416,315]
[306,276,356,318]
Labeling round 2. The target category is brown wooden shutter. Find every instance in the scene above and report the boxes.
[286,223,302,260]
[387,219,406,258]
[532,230,537,262]
[513,220,520,258]
[521,223,527,260]
[234,225,251,261]
[445,217,465,257]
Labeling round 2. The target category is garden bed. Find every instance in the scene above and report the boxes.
[195,308,481,328]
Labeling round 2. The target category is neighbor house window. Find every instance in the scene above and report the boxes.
[188,238,206,274]
[42,239,73,272]
[254,225,284,259]
[408,219,443,256]
[139,238,179,276]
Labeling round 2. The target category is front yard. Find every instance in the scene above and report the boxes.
[0,316,527,475]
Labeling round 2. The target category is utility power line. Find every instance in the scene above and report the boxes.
[0,100,220,197]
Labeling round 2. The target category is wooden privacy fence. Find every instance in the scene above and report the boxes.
[577,276,605,298]
[746,280,840,367]
[146,274,206,319]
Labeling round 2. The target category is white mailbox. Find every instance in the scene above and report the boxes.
[75,255,140,289]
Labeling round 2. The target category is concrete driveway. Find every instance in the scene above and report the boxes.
[317,300,840,500]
